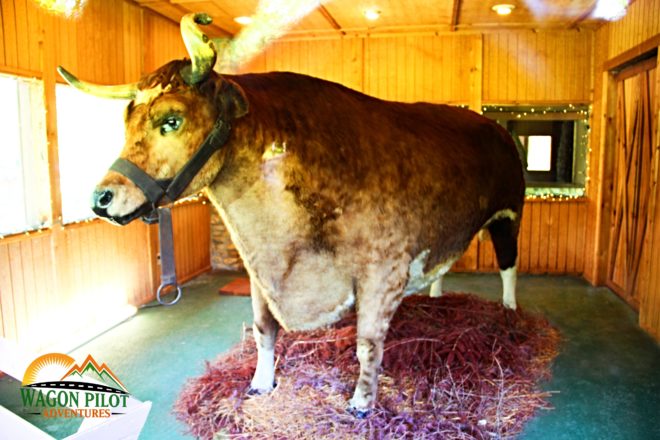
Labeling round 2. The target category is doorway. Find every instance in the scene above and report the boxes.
[607,54,658,309]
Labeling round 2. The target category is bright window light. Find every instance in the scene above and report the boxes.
[56,85,129,223]
[234,16,253,25]
[0,75,50,235]
[526,136,552,171]
[592,0,628,21]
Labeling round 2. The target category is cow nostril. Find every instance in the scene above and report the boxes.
[95,189,114,209]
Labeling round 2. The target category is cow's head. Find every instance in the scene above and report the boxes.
[58,13,248,225]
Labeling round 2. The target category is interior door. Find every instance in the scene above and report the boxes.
[607,58,657,309]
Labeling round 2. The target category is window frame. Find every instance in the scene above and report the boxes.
[483,105,590,198]
[0,73,51,237]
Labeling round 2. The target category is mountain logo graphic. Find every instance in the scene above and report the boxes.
[20,353,131,419]
[61,355,127,392]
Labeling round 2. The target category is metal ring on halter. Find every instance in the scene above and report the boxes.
[157,282,182,306]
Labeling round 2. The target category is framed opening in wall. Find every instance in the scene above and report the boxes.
[0,73,50,236]
[483,105,590,198]
[56,84,129,224]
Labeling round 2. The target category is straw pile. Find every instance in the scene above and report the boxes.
[174,293,560,439]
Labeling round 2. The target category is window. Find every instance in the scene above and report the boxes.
[56,85,129,223]
[525,136,552,171]
[0,74,50,236]
[484,105,589,196]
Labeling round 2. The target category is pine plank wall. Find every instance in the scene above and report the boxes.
[0,0,659,349]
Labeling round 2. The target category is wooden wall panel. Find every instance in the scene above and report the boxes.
[2,214,59,348]
[252,30,594,106]
[606,0,660,60]
[143,9,187,73]
[0,0,145,81]
[263,38,363,93]
[483,30,592,104]
[172,202,212,283]
[583,27,608,285]
[0,1,7,66]
[0,0,43,76]
[0,202,211,352]
[454,200,589,274]
[364,34,478,104]
[123,0,143,80]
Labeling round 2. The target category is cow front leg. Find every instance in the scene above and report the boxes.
[348,261,407,416]
[349,336,385,416]
[249,277,279,394]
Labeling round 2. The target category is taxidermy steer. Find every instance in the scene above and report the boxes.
[58,14,524,415]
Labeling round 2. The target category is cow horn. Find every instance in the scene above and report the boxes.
[57,66,137,99]
[180,13,217,85]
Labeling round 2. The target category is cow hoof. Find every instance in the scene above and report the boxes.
[347,406,371,419]
[504,302,517,310]
[247,381,277,396]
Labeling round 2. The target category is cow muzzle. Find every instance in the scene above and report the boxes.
[90,184,153,225]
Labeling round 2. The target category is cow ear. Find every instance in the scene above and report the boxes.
[200,77,249,120]
[211,78,249,120]
[222,79,249,119]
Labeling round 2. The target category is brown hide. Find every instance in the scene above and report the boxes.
[216,72,524,275]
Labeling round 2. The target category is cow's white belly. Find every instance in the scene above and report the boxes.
[404,250,458,295]
[207,157,354,331]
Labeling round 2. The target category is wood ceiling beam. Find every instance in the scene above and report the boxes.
[450,0,462,31]
[318,4,345,35]
[137,1,233,37]
[568,0,597,29]
[168,2,233,36]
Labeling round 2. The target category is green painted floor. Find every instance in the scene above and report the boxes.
[1,272,659,439]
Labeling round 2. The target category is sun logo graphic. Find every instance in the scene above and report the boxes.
[20,353,130,418]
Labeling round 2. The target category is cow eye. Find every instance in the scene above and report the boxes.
[160,116,182,135]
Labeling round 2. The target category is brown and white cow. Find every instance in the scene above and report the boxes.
[59,14,524,415]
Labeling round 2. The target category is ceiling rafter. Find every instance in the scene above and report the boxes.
[318,4,345,35]
[137,1,233,37]
[169,2,233,36]
[450,0,462,31]
[568,0,598,29]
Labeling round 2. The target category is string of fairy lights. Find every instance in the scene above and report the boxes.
[481,104,592,202]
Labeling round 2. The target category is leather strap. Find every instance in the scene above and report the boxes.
[164,117,231,201]
[156,207,181,306]
[110,158,170,204]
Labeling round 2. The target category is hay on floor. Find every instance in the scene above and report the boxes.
[174,293,560,439]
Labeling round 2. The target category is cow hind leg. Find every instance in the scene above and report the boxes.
[429,277,443,297]
[488,217,519,309]
[428,254,459,298]
[248,277,280,394]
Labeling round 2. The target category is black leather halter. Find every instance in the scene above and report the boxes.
[108,113,232,305]
[110,114,232,223]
